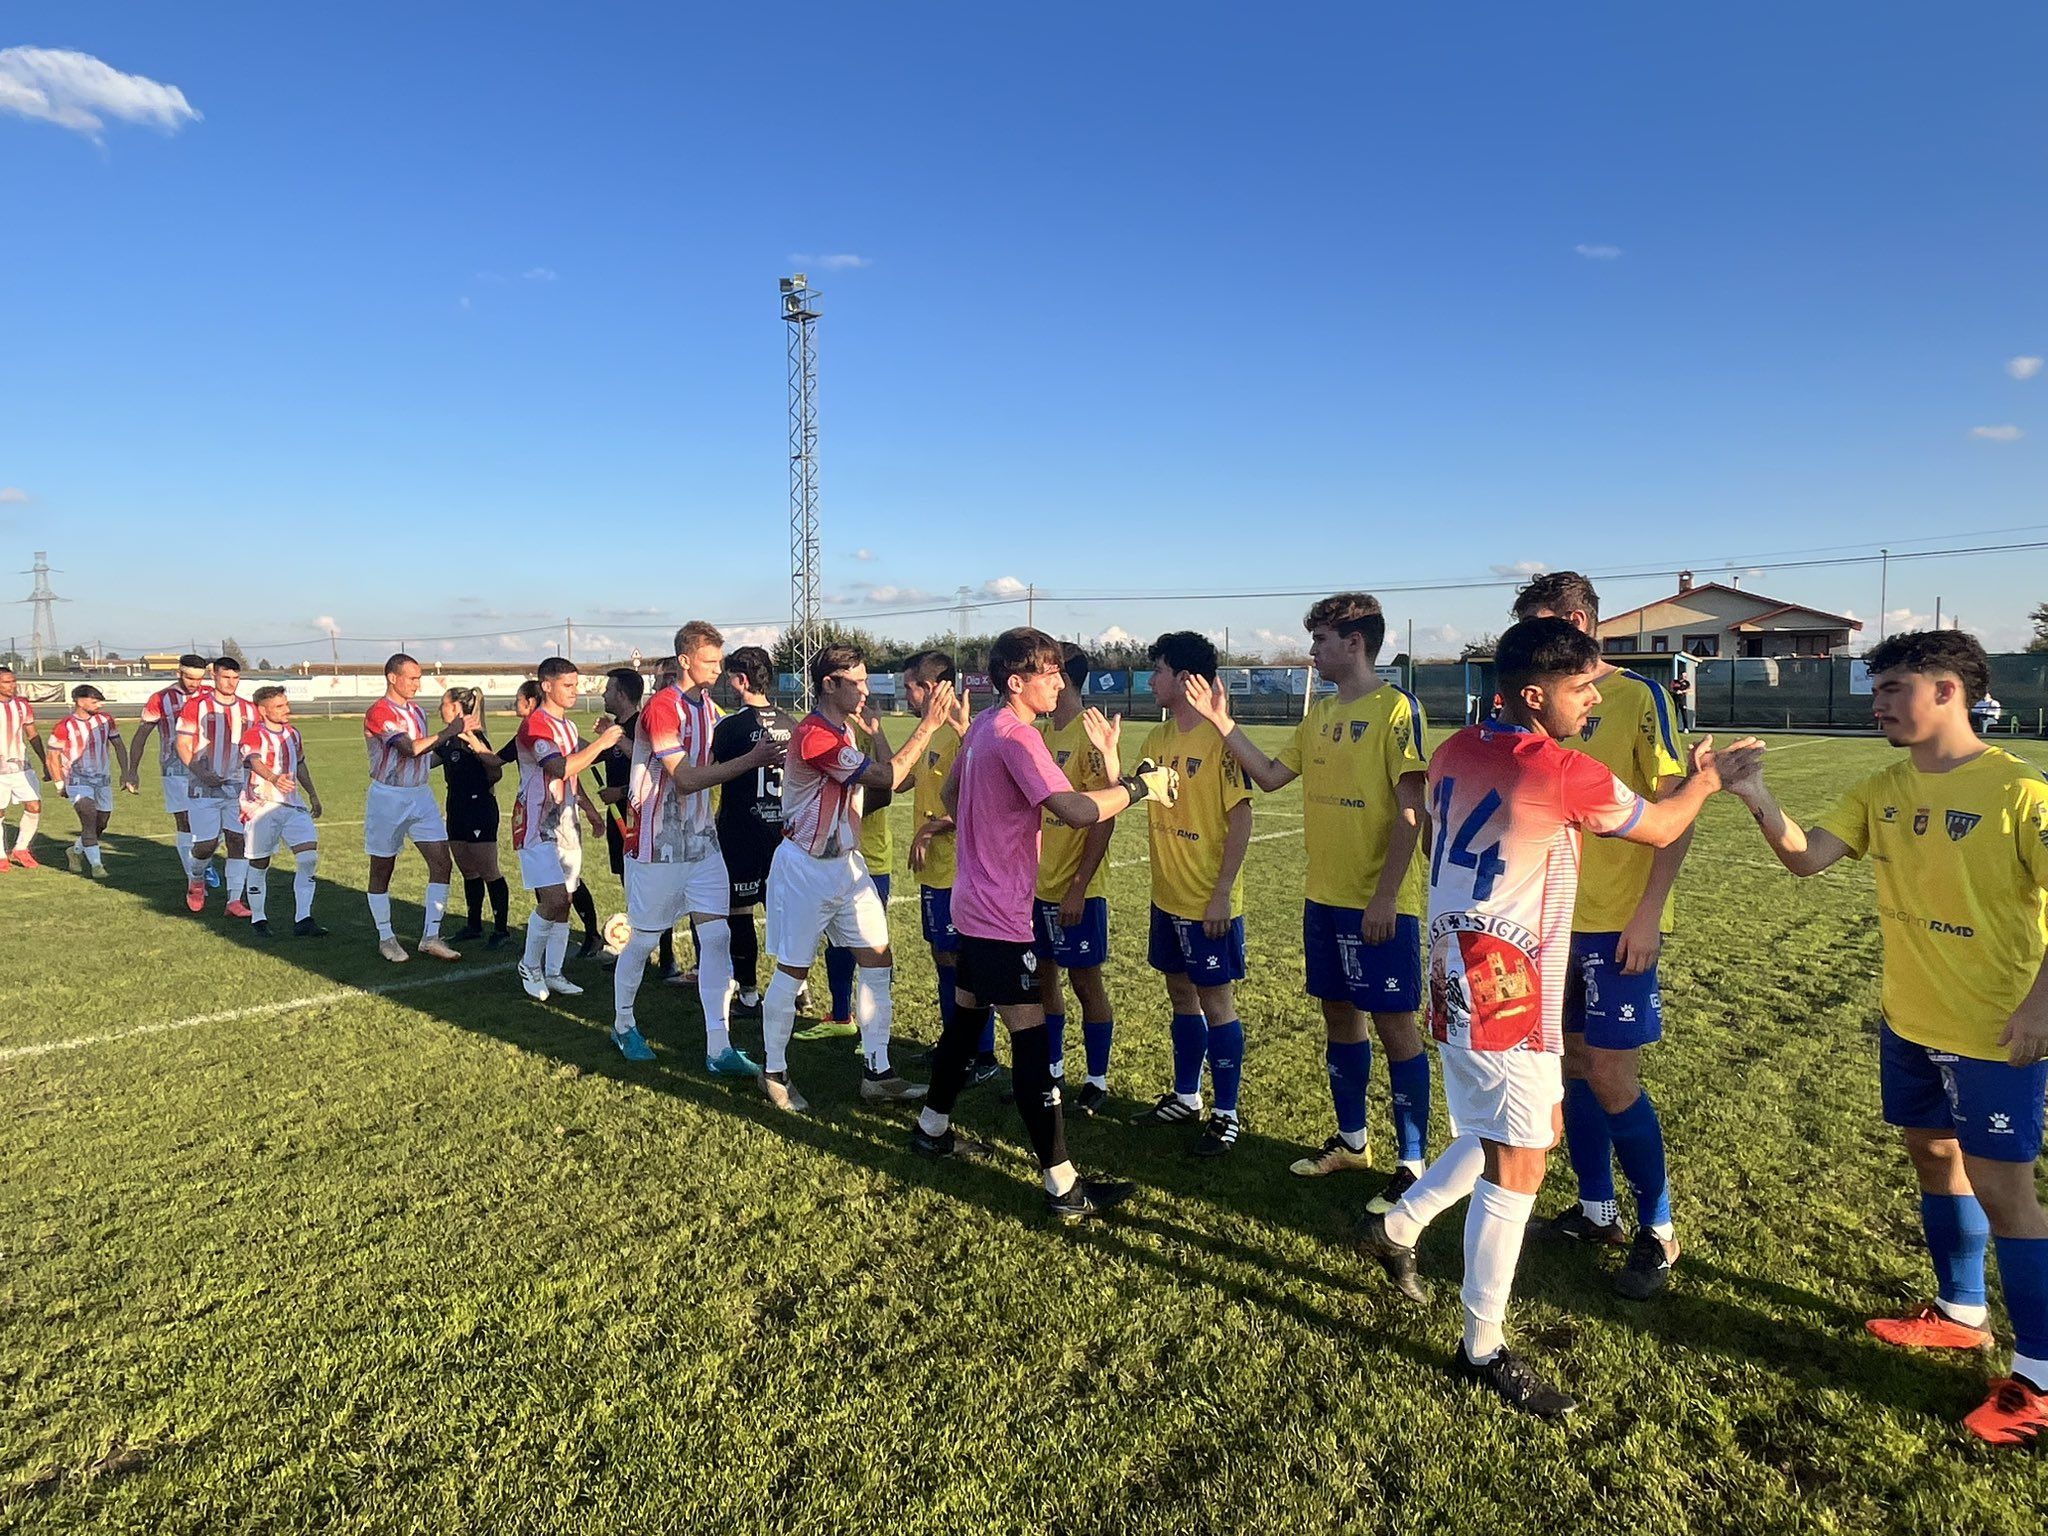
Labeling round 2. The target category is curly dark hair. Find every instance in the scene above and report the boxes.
[1864,630,1991,706]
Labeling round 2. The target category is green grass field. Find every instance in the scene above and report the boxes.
[4,718,2045,1533]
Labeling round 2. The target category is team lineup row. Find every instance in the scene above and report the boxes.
[0,573,2043,1440]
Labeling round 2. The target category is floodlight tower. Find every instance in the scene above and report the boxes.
[20,551,65,670]
[782,274,822,707]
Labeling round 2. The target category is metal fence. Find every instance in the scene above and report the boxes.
[1690,653,2048,734]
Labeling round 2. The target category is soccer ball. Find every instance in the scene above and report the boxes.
[601,913,633,956]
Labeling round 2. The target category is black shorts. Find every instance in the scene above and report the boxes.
[446,799,499,844]
[956,933,1042,1008]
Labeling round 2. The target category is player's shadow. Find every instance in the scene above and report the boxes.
[103,844,1961,1418]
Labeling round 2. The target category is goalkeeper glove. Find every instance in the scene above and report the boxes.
[1120,758,1179,807]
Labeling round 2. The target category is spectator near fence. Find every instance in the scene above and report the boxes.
[1670,671,1695,732]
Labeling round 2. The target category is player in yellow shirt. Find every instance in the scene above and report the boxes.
[810,713,897,1040]
[904,651,996,1082]
[1185,593,1432,1209]
[1131,631,1255,1155]
[1719,630,2048,1447]
[1514,572,1691,1299]
[1035,644,1119,1114]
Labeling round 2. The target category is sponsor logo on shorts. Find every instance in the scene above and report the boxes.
[1989,1112,2014,1136]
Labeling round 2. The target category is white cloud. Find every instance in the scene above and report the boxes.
[522,267,557,282]
[1490,559,1548,578]
[1574,243,1622,261]
[722,623,782,651]
[849,547,876,562]
[0,47,200,142]
[791,253,871,271]
[838,582,933,607]
[1969,424,2024,442]
[0,487,28,505]
[1093,625,1136,648]
[979,575,1029,600]
[2007,356,2043,381]
[588,604,664,620]
[313,615,341,638]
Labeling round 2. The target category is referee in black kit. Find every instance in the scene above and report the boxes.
[711,646,797,1011]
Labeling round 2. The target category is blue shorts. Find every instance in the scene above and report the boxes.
[1302,901,1421,1012]
[1147,904,1247,984]
[1564,931,1664,1049]
[872,873,892,907]
[1033,895,1110,970]
[919,883,956,949]
[1880,1021,2048,1163]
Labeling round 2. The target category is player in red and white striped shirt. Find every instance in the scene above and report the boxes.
[755,643,953,1112]
[239,686,327,938]
[127,653,213,882]
[363,652,471,963]
[514,656,621,1001]
[176,658,259,915]
[1357,619,1726,1418]
[0,664,52,871]
[48,685,131,879]
[610,620,777,1067]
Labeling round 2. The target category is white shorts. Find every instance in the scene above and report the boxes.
[364,781,448,858]
[1438,1043,1563,1151]
[518,838,583,894]
[0,767,40,808]
[624,846,731,932]
[245,801,318,859]
[65,780,115,814]
[764,841,889,963]
[186,783,247,842]
[160,772,192,816]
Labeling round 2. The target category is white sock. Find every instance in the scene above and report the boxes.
[1384,1132,1485,1248]
[246,869,268,922]
[695,918,734,1057]
[1936,1295,1991,1328]
[369,892,395,941]
[224,858,247,900]
[2012,1351,2048,1392]
[175,830,195,879]
[83,842,104,868]
[1043,1160,1077,1197]
[1087,1073,1108,1090]
[762,969,803,1074]
[423,881,448,939]
[15,809,37,850]
[544,917,571,976]
[1337,1128,1367,1153]
[522,913,552,971]
[294,851,317,921]
[1461,1178,1537,1363]
[917,1105,950,1138]
[1400,1157,1426,1177]
[1581,1197,1621,1228]
[1649,1219,1675,1242]
[857,966,894,1074]
[1176,1091,1204,1110]
[612,928,661,1028]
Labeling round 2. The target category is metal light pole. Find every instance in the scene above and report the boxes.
[782,275,822,707]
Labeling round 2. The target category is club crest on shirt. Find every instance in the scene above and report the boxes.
[1185,756,1203,779]
[1055,750,1071,766]
[1350,720,1370,742]
[1912,807,1930,836]
[1880,805,1897,823]
[1945,810,1981,842]
[1580,716,1601,741]
[1393,721,1411,751]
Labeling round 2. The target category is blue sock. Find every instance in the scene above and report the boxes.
[937,962,957,1032]
[977,1006,997,1057]
[1562,1077,1617,1207]
[825,945,855,1020]
[1607,1090,1671,1231]
[1083,1016,1114,1081]
[1170,1013,1208,1097]
[1045,1012,1066,1076]
[1387,1050,1432,1165]
[1326,1038,1371,1143]
[1207,1019,1245,1116]
[1993,1234,2048,1368]
[1920,1192,1990,1310]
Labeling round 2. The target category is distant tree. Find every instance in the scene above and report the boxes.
[0,651,23,671]
[2028,602,2048,653]
[62,644,90,665]
[257,658,275,671]
[220,636,248,667]
[772,621,890,675]
[1459,633,1498,660]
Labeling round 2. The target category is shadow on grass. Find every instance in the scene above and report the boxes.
[75,835,1969,1419]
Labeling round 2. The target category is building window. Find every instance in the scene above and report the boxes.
[1650,635,1669,653]
[1683,634,1719,657]
[1603,637,1634,655]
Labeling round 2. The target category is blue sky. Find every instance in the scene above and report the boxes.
[3,3,2045,664]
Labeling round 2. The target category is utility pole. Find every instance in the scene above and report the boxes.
[1878,548,1889,641]
[1027,582,1035,629]
[565,619,573,663]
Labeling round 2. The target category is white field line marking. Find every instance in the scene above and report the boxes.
[0,963,517,1063]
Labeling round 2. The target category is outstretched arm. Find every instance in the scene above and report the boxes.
[1182,676,1296,792]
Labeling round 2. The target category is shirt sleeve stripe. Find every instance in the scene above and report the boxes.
[1624,670,1681,761]
[1598,795,1647,839]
